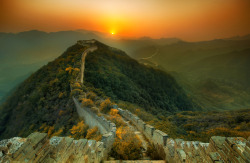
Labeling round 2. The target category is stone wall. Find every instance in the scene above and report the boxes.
[0,132,105,163]
[73,97,116,158]
[118,108,250,163]
[72,40,116,158]
[118,108,168,147]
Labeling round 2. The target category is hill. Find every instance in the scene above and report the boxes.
[84,42,197,115]
[182,48,250,87]
[0,40,196,140]
[0,30,104,103]
[130,37,250,110]
[174,48,250,110]
[1,30,249,107]
[0,30,178,103]
[132,39,250,71]
[0,43,86,139]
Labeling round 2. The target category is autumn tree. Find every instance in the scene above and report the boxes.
[110,126,142,160]
[86,91,97,101]
[51,128,64,137]
[100,98,113,113]
[47,126,55,137]
[70,121,88,139]
[82,98,94,107]
[108,109,126,127]
[86,126,102,141]
[70,89,83,97]
[73,82,81,89]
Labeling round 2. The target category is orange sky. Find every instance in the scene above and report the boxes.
[0,0,250,41]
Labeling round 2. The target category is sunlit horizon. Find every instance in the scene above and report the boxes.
[1,0,250,41]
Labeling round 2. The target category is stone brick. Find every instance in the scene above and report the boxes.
[176,149,186,162]
[152,130,168,146]
[208,152,222,162]
[145,125,155,140]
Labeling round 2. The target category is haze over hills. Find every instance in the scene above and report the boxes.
[0,30,250,112]
[131,38,250,110]
[133,39,250,71]
[0,40,249,146]
[1,0,250,161]
[0,30,103,103]
[0,30,188,103]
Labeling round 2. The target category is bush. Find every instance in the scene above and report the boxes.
[81,98,94,107]
[110,126,142,160]
[100,98,113,113]
[90,107,99,115]
[71,89,83,97]
[108,109,126,127]
[73,82,82,89]
[70,121,88,139]
[146,143,166,160]
[86,91,97,101]
[86,126,102,141]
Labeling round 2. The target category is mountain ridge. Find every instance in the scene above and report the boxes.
[0,40,195,140]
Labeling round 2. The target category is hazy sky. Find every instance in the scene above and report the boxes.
[1,0,250,41]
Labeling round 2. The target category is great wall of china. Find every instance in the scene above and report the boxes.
[118,108,250,163]
[0,40,249,162]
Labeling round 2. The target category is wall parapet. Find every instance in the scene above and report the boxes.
[73,97,116,159]
[117,108,250,163]
[71,41,116,159]
[118,108,167,147]
[0,132,105,163]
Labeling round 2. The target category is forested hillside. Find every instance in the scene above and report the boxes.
[0,44,85,139]
[0,40,197,140]
[131,38,250,111]
[1,40,248,143]
[172,48,250,110]
[0,30,102,103]
[84,43,197,116]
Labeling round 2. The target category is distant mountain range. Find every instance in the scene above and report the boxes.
[0,30,249,111]
[133,38,250,110]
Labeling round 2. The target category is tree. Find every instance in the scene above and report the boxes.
[86,126,102,141]
[70,121,88,139]
[100,98,113,113]
[86,91,97,101]
[51,128,64,137]
[108,109,126,127]
[110,126,142,160]
[82,98,94,107]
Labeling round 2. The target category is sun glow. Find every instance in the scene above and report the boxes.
[110,29,116,35]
